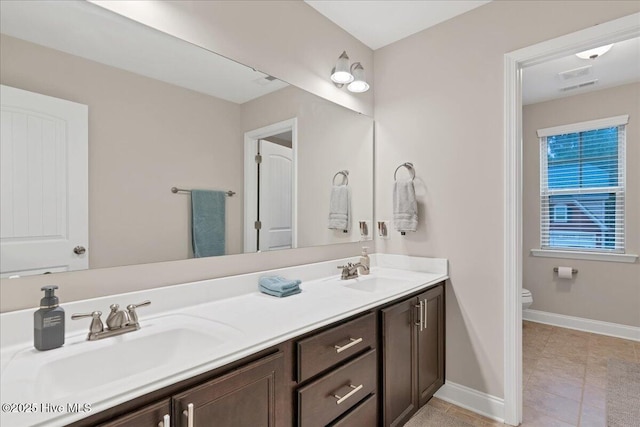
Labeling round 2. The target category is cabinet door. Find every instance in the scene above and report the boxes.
[381,297,418,427]
[417,284,444,406]
[98,399,171,427]
[173,352,284,427]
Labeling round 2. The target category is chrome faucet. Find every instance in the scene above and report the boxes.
[72,300,150,341]
[337,262,369,280]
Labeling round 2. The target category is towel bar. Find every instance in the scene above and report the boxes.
[171,187,235,197]
[394,162,415,181]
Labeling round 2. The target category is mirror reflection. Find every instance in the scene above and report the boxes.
[0,1,373,277]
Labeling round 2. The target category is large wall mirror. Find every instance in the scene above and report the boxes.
[0,1,373,277]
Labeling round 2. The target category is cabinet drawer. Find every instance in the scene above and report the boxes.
[329,393,377,427]
[298,349,377,427]
[297,312,376,382]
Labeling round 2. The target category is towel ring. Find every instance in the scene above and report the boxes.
[332,170,349,185]
[394,162,415,181]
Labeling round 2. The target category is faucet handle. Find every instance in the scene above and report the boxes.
[127,300,151,310]
[71,311,104,334]
[126,300,150,325]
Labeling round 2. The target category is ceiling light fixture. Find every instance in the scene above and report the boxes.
[575,44,613,60]
[330,51,370,93]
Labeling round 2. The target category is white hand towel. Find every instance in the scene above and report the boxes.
[393,180,418,232]
[328,185,350,231]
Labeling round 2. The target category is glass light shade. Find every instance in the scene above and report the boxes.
[575,44,613,59]
[331,51,354,84]
[347,63,369,93]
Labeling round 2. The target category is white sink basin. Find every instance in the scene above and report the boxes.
[1,314,241,402]
[321,271,415,293]
[343,277,408,292]
[342,276,411,293]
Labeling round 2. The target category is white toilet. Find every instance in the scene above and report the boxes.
[522,288,533,310]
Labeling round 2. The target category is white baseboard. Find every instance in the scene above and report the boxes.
[523,309,640,342]
[434,381,505,423]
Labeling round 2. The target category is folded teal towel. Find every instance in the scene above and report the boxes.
[259,284,301,298]
[259,276,302,292]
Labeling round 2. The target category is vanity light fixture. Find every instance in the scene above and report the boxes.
[330,51,370,93]
[347,63,370,93]
[575,44,613,59]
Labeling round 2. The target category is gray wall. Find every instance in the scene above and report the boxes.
[523,83,640,327]
[373,0,639,399]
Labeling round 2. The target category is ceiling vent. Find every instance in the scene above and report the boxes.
[560,79,599,92]
[558,65,592,81]
[253,75,278,86]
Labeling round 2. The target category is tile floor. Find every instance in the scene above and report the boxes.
[416,321,639,426]
[424,397,504,426]
[522,321,640,426]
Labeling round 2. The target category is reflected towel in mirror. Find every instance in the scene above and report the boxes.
[191,190,226,257]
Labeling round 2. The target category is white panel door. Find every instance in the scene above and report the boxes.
[1,85,88,277]
[258,140,292,251]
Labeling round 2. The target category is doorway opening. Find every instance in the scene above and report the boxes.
[243,118,298,253]
[503,13,639,426]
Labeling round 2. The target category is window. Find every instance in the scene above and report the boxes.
[538,115,628,253]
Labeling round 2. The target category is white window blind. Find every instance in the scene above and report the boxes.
[538,115,628,253]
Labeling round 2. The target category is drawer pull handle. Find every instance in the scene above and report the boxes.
[333,384,364,404]
[334,337,363,353]
[183,403,194,427]
[158,414,170,427]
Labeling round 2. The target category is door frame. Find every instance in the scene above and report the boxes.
[243,118,298,253]
[502,12,639,426]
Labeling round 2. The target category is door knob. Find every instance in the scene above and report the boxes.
[73,246,86,255]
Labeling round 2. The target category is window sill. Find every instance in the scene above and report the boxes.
[530,249,638,263]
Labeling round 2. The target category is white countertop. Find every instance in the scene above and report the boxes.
[0,254,447,427]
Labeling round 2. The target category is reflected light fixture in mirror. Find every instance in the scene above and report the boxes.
[330,51,370,92]
[575,43,613,59]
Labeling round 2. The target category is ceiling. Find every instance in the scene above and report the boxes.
[523,37,640,105]
[0,1,289,104]
[305,0,491,50]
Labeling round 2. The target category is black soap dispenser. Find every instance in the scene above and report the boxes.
[34,285,65,351]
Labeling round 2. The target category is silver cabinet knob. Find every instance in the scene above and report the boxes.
[73,246,86,255]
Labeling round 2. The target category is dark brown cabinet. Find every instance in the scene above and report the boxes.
[173,352,284,427]
[94,352,284,427]
[417,285,445,406]
[97,399,171,427]
[381,283,444,427]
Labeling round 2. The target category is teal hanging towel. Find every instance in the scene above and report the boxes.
[191,190,226,257]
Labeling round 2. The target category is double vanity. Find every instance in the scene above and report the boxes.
[0,255,447,427]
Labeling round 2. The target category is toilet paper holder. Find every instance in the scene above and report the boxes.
[553,267,578,274]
